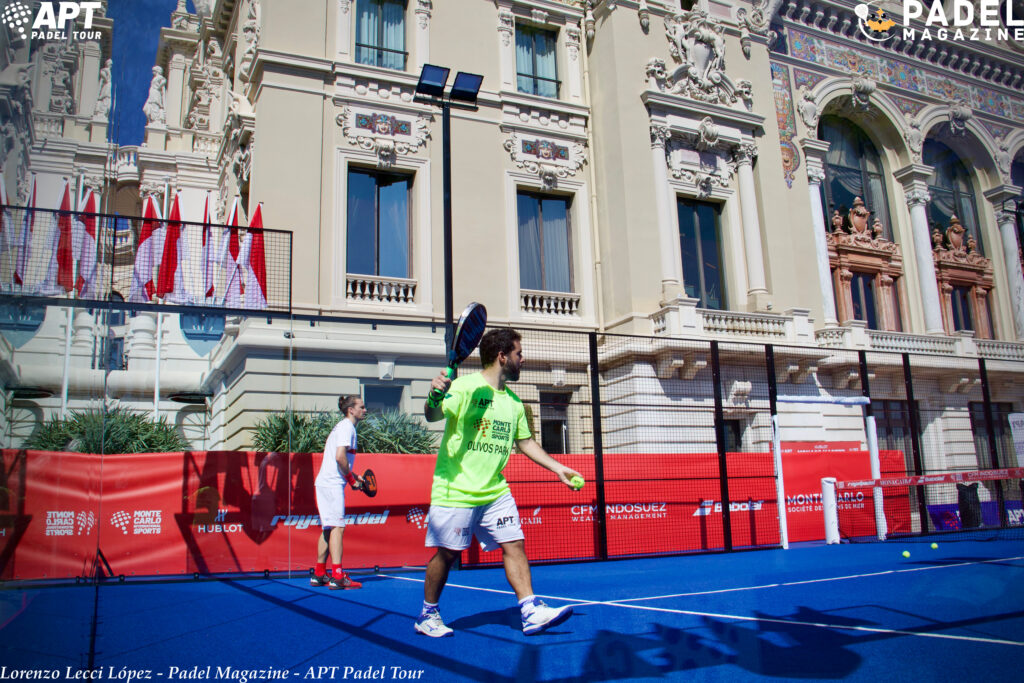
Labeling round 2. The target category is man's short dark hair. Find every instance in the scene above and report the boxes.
[479,328,521,367]
[339,395,361,416]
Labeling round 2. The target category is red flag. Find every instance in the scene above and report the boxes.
[219,198,242,307]
[243,202,267,309]
[201,192,215,299]
[56,181,74,292]
[73,189,99,298]
[128,195,162,302]
[155,192,182,300]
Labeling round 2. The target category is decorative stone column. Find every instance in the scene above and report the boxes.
[734,141,768,303]
[77,41,102,117]
[497,6,516,91]
[651,125,683,301]
[166,53,187,128]
[414,0,432,71]
[335,0,352,61]
[800,137,838,327]
[895,165,944,334]
[984,185,1024,340]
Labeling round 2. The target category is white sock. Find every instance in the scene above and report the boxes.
[421,600,439,615]
[518,595,537,612]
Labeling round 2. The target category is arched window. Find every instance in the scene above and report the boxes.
[924,139,983,253]
[819,116,893,240]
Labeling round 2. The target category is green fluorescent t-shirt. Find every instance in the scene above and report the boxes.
[431,372,533,507]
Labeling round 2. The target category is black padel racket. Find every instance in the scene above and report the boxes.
[427,302,488,407]
[361,469,377,498]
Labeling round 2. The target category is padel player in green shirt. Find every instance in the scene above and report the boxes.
[415,328,582,637]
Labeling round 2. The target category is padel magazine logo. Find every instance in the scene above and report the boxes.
[1,1,104,41]
[857,1,1024,43]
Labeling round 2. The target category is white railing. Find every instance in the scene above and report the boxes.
[815,328,847,348]
[346,275,416,304]
[701,310,788,339]
[866,330,958,355]
[521,289,581,316]
[977,339,1024,362]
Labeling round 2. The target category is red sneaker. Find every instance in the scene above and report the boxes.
[329,572,362,590]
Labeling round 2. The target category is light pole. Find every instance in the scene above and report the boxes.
[414,65,483,347]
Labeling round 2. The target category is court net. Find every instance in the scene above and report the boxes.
[827,467,1024,542]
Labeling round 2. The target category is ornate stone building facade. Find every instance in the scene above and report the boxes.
[2,1,1023,467]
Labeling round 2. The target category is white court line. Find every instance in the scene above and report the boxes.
[384,555,1024,648]
[607,554,1024,603]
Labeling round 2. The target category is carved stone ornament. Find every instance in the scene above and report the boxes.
[415,0,432,30]
[666,136,733,199]
[806,166,826,185]
[660,9,753,109]
[995,136,1013,183]
[825,197,899,254]
[696,117,719,151]
[851,76,875,111]
[503,132,588,189]
[904,188,931,207]
[339,106,431,167]
[638,0,650,32]
[498,9,514,47]
[797,86,819,131]
[905,118,924,164]
[949,100,972,136]
[650,124,670,149]
[584,1,596,41]
[932,216,991,268]
[736,0,783,58]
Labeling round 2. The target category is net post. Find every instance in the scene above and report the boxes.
[902,353,929,535]
[859,350,887,541]
[978,358,1009,528]
[711,340,733,551]
[821,477,840,544]
[587,331,608,561]
[764,344,789,549]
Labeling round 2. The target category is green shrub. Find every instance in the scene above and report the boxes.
[357,409,438,454]
[252,408,438,454]
[24,408,190,454]
[251,410,339,453]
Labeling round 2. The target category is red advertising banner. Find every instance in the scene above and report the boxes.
[0,450,436,581]
[780,446,909,542]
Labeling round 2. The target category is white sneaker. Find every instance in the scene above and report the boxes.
[414,610,454,638]
[521,599,573,635]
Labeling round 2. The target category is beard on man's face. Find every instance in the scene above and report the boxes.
[502,358,521,382]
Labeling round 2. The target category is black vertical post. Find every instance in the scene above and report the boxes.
[902,353,929,534]
[710,340,732,551]
[978,358,1008,527]
[587,332,608,561]
[764,345,784,548]
[441,102,454,350]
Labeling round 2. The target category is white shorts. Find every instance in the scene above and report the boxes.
[425,492,524,552]
[315,485,346,528]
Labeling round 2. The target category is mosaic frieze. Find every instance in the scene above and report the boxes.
[924,75,971,104]
[879,61,924,93]
[891,95,927,119]
[355,112,412,137]
[983,121,1013,140]
[971,87,1010,118]
[824,43,877,77]
[787,29,1024,123]
[771,62,801,189]
[788,30,824,64]
[522,139,570,163]
[793,68,826,92]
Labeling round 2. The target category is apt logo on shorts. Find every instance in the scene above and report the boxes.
[495,515,519,530]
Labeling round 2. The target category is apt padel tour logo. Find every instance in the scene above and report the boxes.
[1,1,103,41]
[856,1,1024,43]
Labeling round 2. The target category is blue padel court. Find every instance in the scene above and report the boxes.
[2,538,1022,682]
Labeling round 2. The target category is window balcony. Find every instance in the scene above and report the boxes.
[521,289,580,316]
[346,274,417,305]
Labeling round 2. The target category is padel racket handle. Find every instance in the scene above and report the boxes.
[427,365,456,408]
